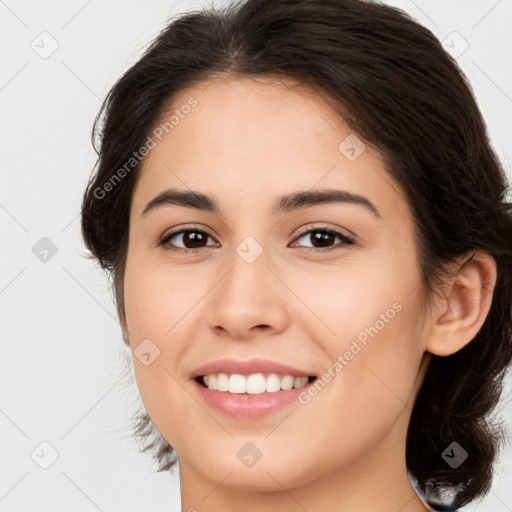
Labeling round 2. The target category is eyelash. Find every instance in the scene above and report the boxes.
[157,226,355,254]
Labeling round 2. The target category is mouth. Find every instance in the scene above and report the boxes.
[194,373,318,395]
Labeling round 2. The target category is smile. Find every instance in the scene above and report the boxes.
[197,372,316,394]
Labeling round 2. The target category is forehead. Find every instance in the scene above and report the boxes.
[130,75,406,224]
[153,75,355,161]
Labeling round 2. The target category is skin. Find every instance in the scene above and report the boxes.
[122,75,497,512]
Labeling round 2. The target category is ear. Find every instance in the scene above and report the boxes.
[425,251,497,357]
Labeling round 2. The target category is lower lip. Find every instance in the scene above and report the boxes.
[191,378,315,419]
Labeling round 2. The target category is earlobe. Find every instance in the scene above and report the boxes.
[425,251,497,357]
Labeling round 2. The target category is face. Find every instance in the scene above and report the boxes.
[123,76,431,492]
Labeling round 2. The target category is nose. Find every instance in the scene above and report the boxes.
[206,241,289,340]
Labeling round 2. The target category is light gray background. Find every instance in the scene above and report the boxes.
[0,1,511,511]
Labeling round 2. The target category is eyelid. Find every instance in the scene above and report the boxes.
[290,225,355,251]
[158,224,217,248]
[294,223,355,240]
[158,223,355,253]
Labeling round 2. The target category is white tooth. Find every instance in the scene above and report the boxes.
[266,373,281,392]
[202,372,310,393]
[228,374,246,394]
[208,373,217,390]
[216,373,229,392]
[280,375,294,390]
[246,373,266,394]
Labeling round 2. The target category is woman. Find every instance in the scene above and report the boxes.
[80,0,512,510]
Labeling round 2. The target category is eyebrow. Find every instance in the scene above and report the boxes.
[141,187,381,218]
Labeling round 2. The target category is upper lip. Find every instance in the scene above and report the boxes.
[191,358,317,379]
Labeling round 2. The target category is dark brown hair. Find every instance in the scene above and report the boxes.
[81,0,512,509]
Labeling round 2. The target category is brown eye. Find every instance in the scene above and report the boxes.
[159,229,218,253]
[291,227,354,252]
[158,226,354,255]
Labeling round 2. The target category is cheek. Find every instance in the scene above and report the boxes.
[300,248,425,408]
[123,260,192,451]
[123,249,203,413]
[123,252,183,341]
[295,251,419,347]
[299,292,424,476]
